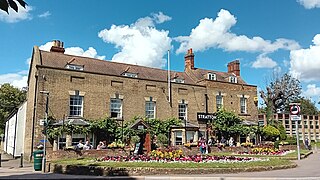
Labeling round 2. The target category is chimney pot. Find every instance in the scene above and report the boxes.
[50,40,65,53]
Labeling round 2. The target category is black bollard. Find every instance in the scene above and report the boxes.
[19,153,23,168]
[0,153,1,167]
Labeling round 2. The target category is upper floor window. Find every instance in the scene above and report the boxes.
[123,72,138,78]
[69,95,83,117]
[229,76,237,83]
[240,96,247,114]
[66,64,84,71]
[145,99,156,119]
[178,102,187,120]
[216,93,223,110]
[172,78,184,83]
[207,73,216,81]
[110,98,122,118]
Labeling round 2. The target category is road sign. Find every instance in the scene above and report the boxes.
[290,104,301,121]
[40,139,48,143]
[290,104,300,115]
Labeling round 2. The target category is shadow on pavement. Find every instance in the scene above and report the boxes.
[0,173,140,179]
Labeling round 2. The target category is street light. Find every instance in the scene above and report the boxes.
[40,91,49,173]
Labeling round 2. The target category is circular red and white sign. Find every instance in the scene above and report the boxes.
[290,105,300,115]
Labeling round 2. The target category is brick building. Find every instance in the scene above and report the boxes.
[23,40,258,159]
[258,114,320,141]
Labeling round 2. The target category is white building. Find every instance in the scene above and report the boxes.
[3,101,27,157]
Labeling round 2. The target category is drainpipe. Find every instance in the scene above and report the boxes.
[205,94,209,141]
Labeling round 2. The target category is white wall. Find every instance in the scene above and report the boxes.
[3,102,27,157]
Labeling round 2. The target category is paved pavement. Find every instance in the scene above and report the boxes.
[1,150,320,179]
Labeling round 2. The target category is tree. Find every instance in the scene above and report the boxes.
[260,73,302,122]
[0,0,27,14]
[0,83,26,134]
[293,97,319,115]
[211,109,244,139]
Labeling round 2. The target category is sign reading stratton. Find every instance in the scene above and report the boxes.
[197,112,216,123]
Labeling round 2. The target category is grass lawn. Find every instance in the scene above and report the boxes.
[53,157,293,169]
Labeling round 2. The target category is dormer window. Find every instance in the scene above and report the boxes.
[66,64,84,71]
[123,72,138,78]
[229,76,237,83]
[207,73,216,81]
[172,78,185,83]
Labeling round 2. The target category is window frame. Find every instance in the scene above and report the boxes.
[216,94,223,110]
[207,73,216,81]
[69,95,84,117]
[110,98,122,118]
[178,102,187,120]
[145,100,156,119]
[240,96,247,114]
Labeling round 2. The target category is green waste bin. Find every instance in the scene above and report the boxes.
[33,150,43,171]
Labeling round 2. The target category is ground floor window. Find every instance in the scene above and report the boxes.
[58,133,94,149]
[186,131,196,143]
[174,131,182,145]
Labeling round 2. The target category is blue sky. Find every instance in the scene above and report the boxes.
[1,0,320,108]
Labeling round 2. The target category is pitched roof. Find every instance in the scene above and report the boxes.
[39,50,197,85]
[189,68,247,84]
[38,50,249,85]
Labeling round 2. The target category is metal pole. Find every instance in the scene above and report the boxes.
[296,120,301,160]
[19,153,23,168]
[121,117,124,143]
[40,91,49,173]
[0,153,2,167]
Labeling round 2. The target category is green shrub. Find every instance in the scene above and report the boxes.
[157,133,168,147]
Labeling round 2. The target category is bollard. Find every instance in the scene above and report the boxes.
[19,153,23,168]
[0,153,1,167]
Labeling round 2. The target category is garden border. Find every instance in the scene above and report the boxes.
[47,162,297,176]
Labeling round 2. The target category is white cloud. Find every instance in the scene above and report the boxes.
[175,9,300,54]
[252,54,277,68]
[303,84,320,97]
[297,0,320,9]
[39,41,105,60]
[0,71,28,89]
[290,34,320,82]
[98,12,172,68]
[0,3,32,23]
[38,11,51,18]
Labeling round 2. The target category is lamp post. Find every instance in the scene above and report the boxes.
[40,91,49,173]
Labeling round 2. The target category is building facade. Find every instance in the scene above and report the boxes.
[23,40,258,159]
[258,114,320,141]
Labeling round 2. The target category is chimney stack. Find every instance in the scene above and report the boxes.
[50,40,65,53]
[184,48,195,70]
[227,60,240,76]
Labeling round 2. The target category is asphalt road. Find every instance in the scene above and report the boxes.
[1,150,320,180]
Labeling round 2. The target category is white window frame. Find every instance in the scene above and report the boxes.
[123,72,138,78]
[172,78,185,83]
[145,100,156,119]
[240,96,247,114]
[178,103,187,120]
[207,73,216,80]
[110,98,122,118]
[229,76,237,83]
[216,94,223,110]
[69,95,83,117]
[174,131,183,145]
[66,64,84,71]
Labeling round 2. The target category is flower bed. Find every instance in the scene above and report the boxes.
[238,147,295,156]
[96,149,267,163]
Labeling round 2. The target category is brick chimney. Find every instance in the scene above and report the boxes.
[50,40,65,53]
[184,48,195,70]
[227,60,240,76]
